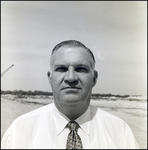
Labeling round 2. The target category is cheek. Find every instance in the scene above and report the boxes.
[50,75,57,87]
[50,74,63,87]
[81,76,94,88]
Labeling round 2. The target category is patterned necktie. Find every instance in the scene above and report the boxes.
[66,121,83,149]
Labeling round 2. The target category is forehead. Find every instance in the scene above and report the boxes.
[51,46,94,67]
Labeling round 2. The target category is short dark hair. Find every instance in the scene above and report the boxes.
[51,40,96,63]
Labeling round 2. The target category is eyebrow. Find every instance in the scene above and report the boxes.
[54,65,67,68]
[54,64,90,69]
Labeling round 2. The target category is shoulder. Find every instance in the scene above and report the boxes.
[12,102,54,125]
[89,105,133,138]
[90,105,127,126]
[1,103,55,149]
[4,103,55,140]
[89,105,139,149]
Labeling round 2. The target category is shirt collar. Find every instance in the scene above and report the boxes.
[53,103,70,135]
[53,103,91,136]
[75,106,91,135]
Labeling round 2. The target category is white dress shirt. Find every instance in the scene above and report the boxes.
[1,102,139,149]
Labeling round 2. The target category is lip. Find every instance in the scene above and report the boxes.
[62,87,81,90]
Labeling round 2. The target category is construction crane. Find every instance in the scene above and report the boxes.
[1,64,14,77]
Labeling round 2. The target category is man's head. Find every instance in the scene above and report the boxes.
[48,40,98,120]
[50,40,96,70]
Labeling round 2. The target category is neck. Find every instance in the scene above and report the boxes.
[54,101,90,121]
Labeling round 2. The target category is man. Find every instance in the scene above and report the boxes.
[1,40,139,149]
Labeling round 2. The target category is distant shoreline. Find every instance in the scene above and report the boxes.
[1,90,146,99]
[1,93,147,105]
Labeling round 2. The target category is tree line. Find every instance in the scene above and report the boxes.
[1,90,130,98]
[1,90,53,96]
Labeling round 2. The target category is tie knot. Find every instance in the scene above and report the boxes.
[67,121,79,132]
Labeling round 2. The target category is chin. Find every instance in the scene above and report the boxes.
[61,95,82,105]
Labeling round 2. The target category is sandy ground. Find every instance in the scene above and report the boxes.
[1,95,147,149]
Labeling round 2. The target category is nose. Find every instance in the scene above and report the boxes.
[64,66,78,83]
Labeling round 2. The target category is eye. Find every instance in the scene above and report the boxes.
[75,67,88,73]
[55,67,68,72]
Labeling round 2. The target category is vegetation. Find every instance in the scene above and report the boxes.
[1,90,130,98]
[1,90,53,96]
[91,93,130,98]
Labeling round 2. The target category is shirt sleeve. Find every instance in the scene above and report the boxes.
[1,125,13,149]
[125,124,140,149]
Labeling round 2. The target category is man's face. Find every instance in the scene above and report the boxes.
[49,46,97,114]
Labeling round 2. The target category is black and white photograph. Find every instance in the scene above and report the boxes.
[1,1,147,149]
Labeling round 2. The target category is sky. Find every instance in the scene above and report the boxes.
[1,1,147,95]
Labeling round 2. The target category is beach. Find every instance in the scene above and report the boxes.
[1,94,147,149]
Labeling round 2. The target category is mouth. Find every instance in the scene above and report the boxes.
[62,87,81,90]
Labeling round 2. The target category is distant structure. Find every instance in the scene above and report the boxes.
[1,64,14,77]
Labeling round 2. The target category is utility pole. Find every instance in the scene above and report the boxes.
[1,64,14,77]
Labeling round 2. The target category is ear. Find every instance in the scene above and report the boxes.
[93,70,98,87]
[47,71,51,83]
